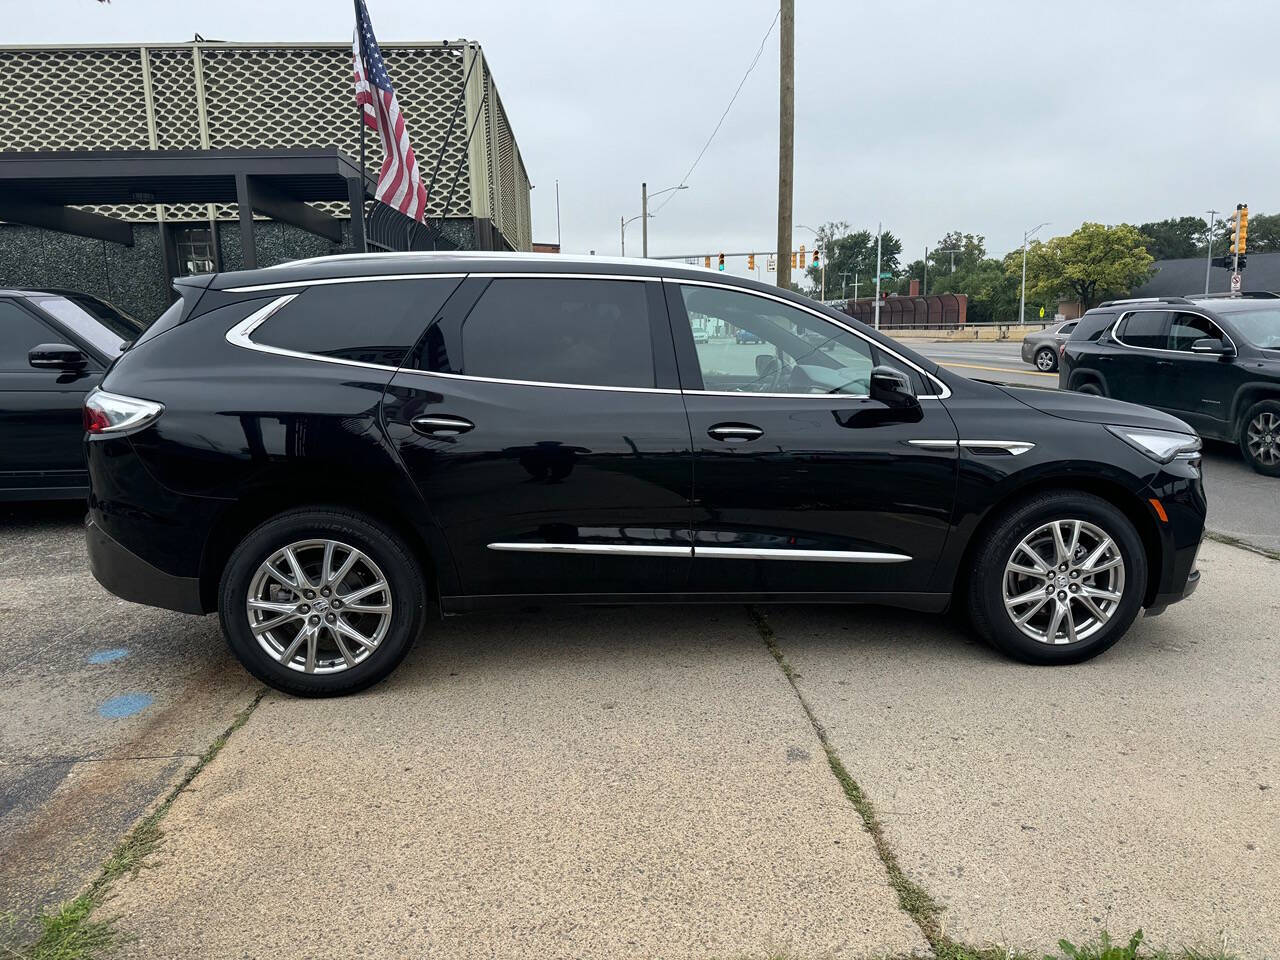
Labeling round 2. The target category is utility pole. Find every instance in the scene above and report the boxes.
[922,245,928,297]
[641,182,648,258]
[555,179,561,249]
[620,216,625,257]
[1019,221,1049,325]
[873,224,883,330]
[1204,209,1218,295]
[775,0,794,289]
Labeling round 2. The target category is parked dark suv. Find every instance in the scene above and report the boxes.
[1,288,146,500]
[1060,294,1280,475]
[86,253,1205,696]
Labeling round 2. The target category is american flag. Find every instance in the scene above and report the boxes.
[353,0,428,222]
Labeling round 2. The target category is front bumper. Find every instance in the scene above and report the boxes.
[86,518,204,615]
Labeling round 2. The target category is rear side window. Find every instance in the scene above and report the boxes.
[1058,321,1077,335]
[457,278,655,388]
[252,278,461,367]
[1069,312,1116,342]
[1116,311,1168,349]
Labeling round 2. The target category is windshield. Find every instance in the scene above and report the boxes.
[29,294,146,356]
[1205,304,1280,349]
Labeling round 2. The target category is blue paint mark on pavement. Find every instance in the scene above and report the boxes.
[98,693,153,719]
[87,648,129,664]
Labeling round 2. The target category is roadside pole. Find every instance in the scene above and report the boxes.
[641,182,648,258]
[873,224,882,330]
[620,216,625,257]
[775,0,794,289]
[1204,209,1218,295]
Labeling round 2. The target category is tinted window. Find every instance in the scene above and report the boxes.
[458,278,654,388]
[0,300,58,371]
[252,278,460,367]
[1166,313,1225,352]
[1117,311,1168,348]
[679,285,911,395]
[1070,311,1117,342]
[29,294,144,356]
[1058,321,1077,335]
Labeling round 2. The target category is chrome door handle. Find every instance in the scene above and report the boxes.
[411,414,475,437]
[708,423,763,443]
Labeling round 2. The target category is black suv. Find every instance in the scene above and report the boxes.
[1,289,146,500]
[86,253,1205,696]
[1060,294,1280,475]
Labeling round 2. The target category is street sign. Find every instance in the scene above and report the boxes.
[1039,306,1045,319]
[879,271,892,280]
[766,256,776,272]
[1231,272,1242,293]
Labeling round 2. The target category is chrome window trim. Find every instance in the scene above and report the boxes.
[225,272,468,293]
[668,277,951,400]
[225,293,412,373]
[907,439,1035,455]
[1111,309,1238,356]
[400,368,682,395]
[487,542,912,563]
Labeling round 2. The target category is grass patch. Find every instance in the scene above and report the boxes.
[5,689,266,960]
[748,608,1238,960]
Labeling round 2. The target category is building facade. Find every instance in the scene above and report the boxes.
[0,41,532,319]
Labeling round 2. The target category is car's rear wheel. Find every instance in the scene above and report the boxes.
[1074,380,1103,396]
[1239,399,1280,477]
[967,491,1147,664]
[219,507,426,697]
[1035,347,1058,372]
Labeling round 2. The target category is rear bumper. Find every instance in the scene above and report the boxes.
[86,517,204,615]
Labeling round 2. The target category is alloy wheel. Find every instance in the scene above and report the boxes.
[1246,411,1280,466]
[1001,519,1126,645]
[246,538,393,674]
[1036,349,1056,371]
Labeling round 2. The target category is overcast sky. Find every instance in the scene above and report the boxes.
[8,1,1279,279]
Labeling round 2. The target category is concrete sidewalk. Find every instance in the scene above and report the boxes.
[107,607,926,959]
[770,539,1279,958]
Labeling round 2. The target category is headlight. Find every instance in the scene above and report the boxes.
[1105,425,1201,463]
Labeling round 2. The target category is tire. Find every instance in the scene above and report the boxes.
[966,491,1147,665]
[1074,381,1103,397]
[1035,347,1058,372]
[1238,399,1280,478]
[218,507,427,697]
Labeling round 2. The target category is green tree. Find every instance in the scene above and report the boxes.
[1244,212,1280,252]
[1022,222,1154,309]
[1139,216,1208,260]
[802,221,902,299]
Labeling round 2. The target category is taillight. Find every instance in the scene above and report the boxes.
[83,389,164,437]
[1059,343,1067,357]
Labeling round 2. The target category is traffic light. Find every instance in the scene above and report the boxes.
[791,251,798,269]
[1227,205,1243,256]
[704,255,711,268]
[1239,204,1249,255]
[748,253,755,271]
[811,250,820,268]
[798,244,805,268]
[717,252,725,271]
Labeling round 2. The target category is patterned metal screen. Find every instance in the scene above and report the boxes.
[0,42,531,249]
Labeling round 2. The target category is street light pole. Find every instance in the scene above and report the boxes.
[775,0,794,289]
[1204,209,1219,295]
[923,245,928,297]
[1019,221,1049,325]
[873,223,883,331]
[641,182,648,258]
[621,216,625,257]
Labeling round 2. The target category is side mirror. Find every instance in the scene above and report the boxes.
[869,365,919,410]
[29,343,88,371]
[754,353,780,379]
[1190,337,1234,358]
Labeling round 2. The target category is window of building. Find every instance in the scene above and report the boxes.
[678,285,913,395]
[251,278,461,367]
[174,226,217,276]
[0,300,58,371]
[456,278,655,388]
[1116,311,1169,349]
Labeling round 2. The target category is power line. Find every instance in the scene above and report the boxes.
[650,7,781,216]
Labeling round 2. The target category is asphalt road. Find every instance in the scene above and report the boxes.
[910,338,1280,556]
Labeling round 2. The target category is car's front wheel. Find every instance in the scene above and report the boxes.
[1034,347,1058,372]
[219,507,426,696]
[1239,399,1280,477]
[967,491,1147,664]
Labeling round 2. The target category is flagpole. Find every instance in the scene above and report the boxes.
[354,3,369,252]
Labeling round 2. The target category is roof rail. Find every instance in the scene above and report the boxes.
[1185,291,1280,300]
[1095,296,1192,308]
[263,250,706,271]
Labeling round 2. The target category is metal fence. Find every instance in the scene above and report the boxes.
[0,41,531,249]
[844,293,968,329]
